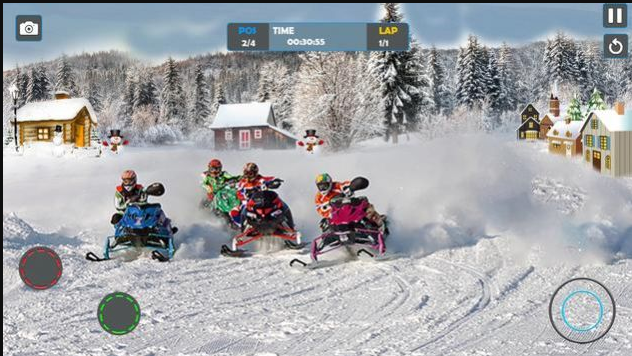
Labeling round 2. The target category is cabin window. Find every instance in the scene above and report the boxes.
[254,129,262,139]
[585,150,590,162]
[37,128,50,140]
[591,119,598,130]
[528,107,532,112]
[605,155,611,170]
[599,136,609,150]
[225,131,233,141]
[520,132,525,138]
[522,115,526,120]
[565,131,572,138]
[528,122,534,128]
[585,135,593,147]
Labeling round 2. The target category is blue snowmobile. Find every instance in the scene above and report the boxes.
[86,183,177,262]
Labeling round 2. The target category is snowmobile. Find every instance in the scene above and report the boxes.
[221,179,305,257]
[201,177,241,230]
[86,183,177,262]
[290,177,388,268]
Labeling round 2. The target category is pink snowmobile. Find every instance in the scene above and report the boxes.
[290,177,388,268]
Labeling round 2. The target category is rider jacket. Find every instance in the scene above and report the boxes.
[314,181,350,219]
[114,184,146,213]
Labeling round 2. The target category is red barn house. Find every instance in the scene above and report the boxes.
[210,102,297,150]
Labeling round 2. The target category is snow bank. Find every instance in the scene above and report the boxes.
[3,134,631,262]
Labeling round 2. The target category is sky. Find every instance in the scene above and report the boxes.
[2,3,611,70]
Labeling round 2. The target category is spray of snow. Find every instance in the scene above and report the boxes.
[3,134,631,263]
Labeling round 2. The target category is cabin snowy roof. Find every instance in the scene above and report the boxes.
[587,109,632,132]
[16,98,98,123]
[546,119,586,140]
[210,102,275,129]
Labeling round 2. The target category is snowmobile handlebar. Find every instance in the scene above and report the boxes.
[264,179,284,190]
[345,177,369,196]
[145,182,165,196]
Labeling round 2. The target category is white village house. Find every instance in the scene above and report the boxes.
[209,102,297,150]
[15,91,98,147]
[581,102,632,177]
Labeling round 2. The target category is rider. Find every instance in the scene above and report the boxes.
[230,162,294,230]
[111,170,146,224]
[314,173,385,232]
[201,159,238,203]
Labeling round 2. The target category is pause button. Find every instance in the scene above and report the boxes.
[604,4,627,28]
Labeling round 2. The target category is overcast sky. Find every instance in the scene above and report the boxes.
[3,3,608,70]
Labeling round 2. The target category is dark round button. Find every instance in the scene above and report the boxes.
[19,247,63,290]
[97,292,141,335]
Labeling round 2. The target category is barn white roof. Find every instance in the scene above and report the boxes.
[210,102,275,129]
[16,98,98,123]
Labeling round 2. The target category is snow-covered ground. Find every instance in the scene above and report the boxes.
[3,134,632,355]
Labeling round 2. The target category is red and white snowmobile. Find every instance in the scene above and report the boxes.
[220,180,305,257]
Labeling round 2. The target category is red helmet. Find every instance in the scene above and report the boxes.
[243,162,259,180]
[121,170,137,187]
[208,159,222,176]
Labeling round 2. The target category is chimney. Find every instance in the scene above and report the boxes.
[614,102,625,116]
[54,91,70,100]
[549,94,560,117]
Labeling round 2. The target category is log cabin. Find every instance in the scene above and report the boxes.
[16,91,98,147]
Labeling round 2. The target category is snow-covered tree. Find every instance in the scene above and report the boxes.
[567,95,583,121]
[497,43,518,111]
[427,46,450,114]
[256,63,275,102]
[120,67,138,127]
[55,55,77,95]
[485,51,501,112]
[293,52,383,150]
[574,46,590,101]
[191,63,211,128]
[211,79,227,116]
[543,32,577,91]
[26,64,50,103]
[456,35,487,108]
[369,3,427,143]
[12,66,29,106]
[159,57,186,135]
[85,67,102,112]
[586,88,606,112]
[134,67,158,111]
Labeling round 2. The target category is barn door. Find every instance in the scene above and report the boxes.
[239,130,251,150]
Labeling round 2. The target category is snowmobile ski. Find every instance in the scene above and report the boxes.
[85,251,109,262]
[220,244,250,258]
[289,258,344,270]
[284,240,307,250]
[151,250,170,262]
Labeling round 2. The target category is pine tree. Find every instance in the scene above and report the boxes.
[211,79,227,116]
[567,94,583,121]
[134,67,158,110]
[497,43,517,111]
[456,35,486,108]
[543,32,577,90]
[191,63,210,128]
[256,63,275,102]
[159,57,186,133]
[427,46,450,114]
[369,3,426,143]
[85,67,102,112]
[55,55,77,95]
[586,88,606,112]
[120,67,138,124]
[574,47,590,101]
[13,66,29,106]
[486,51,501,112]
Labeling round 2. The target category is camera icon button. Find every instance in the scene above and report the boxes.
[16,15,42,41]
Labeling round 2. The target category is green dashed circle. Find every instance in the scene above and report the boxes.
[97,292,141,335]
